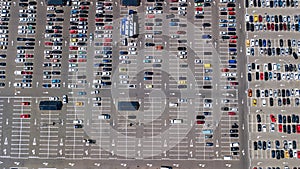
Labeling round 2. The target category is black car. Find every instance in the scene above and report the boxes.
[230,134,238,137]
[145,43,155,47]
[258,124,262,132]
[256,114,261,123]
[248,73,252,81]
[254,141,258,150]
[0,54,6,58]
[177,47,187,51]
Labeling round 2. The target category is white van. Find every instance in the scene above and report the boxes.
[14,71,22,75]
[170,119,183,124]
[224,156,232,160]
[98,114,111,120]
[169,102,178,107]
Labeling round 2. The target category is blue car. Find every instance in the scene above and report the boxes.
[94,63,104,67]
[144,77,152,80]
[102,59,112,63]
[77,34,87,38]
[169,22,178,26]
[71,10,78,14]
[204,76,211,80]
[220,19,228,23]
[78,91,86,95]
[52,79,60,83]
[42,84,51,88]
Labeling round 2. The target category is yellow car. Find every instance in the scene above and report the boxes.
[246,40,250,47]
[178,80,186,84]
[254,14,258,22]
[75,102,83,106]
[145,84,153,89]
[285,151,289,158]
[119,68,128,72]
[71,38,78,42]
[252,99,257,106]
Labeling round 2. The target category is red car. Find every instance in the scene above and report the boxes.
[221,68,229,72]
[196,120,205,124]
[24,71,33,74]
[78,59,86,62]
[45,42,53,46]
[270,114,276,122]
[22,102,30,106]
[156,45,163,50]
[147,14,155,19]
[228,11,235,15]
[271,23,275,31]
[69,46,78,50]
[230,82,238,85]
[227,7,235,11]
[230,35,238,39]
[69,30,77,34]
[25,54,34,58]
[260,72,264,80]
[54,29,61,33]
[195,7,203,11]
[297,125,300,133]
[298,151,300,159]
[267,23,271,30]
[229,39,237,43]
[20,114,30,118]
[283,23,287,31]
[79,17,87,21]
[104,38,112,42]
[103,43,111,46]
[95,18,103,22]
[69,59,77,62]
[171,0,178,2]
[278,124,282,132]
[177,31,186,34]
[80,6,89,9]
[228,112,236,115]
[258,15,263,22]
[104,25,113,30]
[145,26,152,30]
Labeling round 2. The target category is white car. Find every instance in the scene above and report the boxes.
[91,90,100,94]
[52,46,62,50]
[49,97,59,101]
[204,103,212,108]
[145,34,153,39]
[120,80,129,84]
[129,51,137,55]
[119,75,129,79]
[153,59,162,63]
[195,59,202,64]
[73,120,83,124]
[169,102,178,107]
[129,42,137,46]
[119,55,129,59]
[129,47,136,51]
[14,83,23,88]
[93,97,101,101]
[15,58,25,63]
[68,84,77,88]
[68,68,78,72]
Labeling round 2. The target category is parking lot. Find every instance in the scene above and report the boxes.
[246,0,300,169]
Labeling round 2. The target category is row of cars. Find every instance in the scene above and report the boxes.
[42,6,65,88]
[218,0,241,157]
[13,0,39,88]
[246,0,299,8]
[93,0,114,89]
[0,1,11,87]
